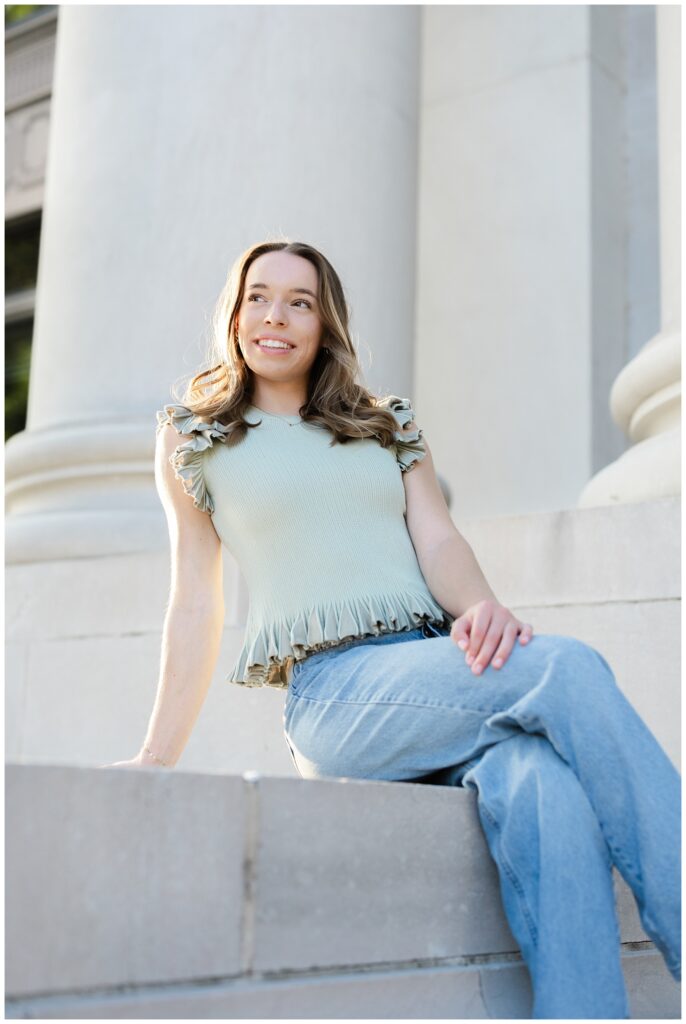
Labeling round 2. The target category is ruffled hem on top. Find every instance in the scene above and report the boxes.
[227,590,453,689]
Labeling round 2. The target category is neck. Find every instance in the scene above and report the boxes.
[250,382,307,416]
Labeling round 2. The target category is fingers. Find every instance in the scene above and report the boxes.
[450,618,475,652]
[489,621,521,670]
[463,603,493,673]
[467,617,512,675]
[451,605,535,675]
[474,621,534,673]
[519,623,534,644]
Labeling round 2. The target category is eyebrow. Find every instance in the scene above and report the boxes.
[247,282,317,299]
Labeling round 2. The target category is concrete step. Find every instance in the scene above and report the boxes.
[5,764,680,1018]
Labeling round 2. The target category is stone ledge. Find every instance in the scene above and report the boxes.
[6,949,679,1019]
[7,763,678,1019]
[458,495,679,607]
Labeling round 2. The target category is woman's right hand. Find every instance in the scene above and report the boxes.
[99,751,167,769]
[99,755,144,769]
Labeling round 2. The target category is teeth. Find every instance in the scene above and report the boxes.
[258,340,292,350]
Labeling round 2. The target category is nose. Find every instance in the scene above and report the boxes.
[264,301,287,327]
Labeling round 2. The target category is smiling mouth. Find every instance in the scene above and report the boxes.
[254,339,295,351]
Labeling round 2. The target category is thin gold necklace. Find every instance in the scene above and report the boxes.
[250,404,304,427]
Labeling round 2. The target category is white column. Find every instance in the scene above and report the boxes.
[416,6,604,520]
[578,5,681,507]
[5,5,420,563]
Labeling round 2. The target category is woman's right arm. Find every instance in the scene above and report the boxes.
[102,421,225,769]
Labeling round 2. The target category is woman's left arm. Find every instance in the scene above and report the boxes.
[403,433,534,675]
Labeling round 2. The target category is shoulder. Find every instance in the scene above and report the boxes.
[375,394,418,426]
[156,403,229,441]
[155,403,231,514]
[375,394,425,474]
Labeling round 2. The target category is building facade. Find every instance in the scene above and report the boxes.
[5,4,680,773]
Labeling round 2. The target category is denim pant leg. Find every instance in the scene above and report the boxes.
[461,731,629,1019]
[285,628,681,986]
[466,633,679,983]
[473,636,682,984]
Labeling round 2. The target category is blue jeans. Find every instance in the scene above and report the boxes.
[283,623,681,1019]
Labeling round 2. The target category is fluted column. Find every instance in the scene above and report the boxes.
[5,5,420,563]
[578,5,681,507]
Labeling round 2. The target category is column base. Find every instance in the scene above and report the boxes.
[577,427,680,508]
[5,509,168,564]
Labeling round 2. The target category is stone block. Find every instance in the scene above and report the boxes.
[251,776,650,972]
[5,642,28,761]
[15,631,295,776]
[623,950,682,1018]
[253,776,517,972]
[5,765,245,996]
[458,498,679,609]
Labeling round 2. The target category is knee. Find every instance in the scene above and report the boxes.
[470,733,590,813]
[483,731,559,778]
[555,634,615,676]
[539,634,618,705]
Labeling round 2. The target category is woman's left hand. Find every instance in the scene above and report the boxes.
[450,599,534,675]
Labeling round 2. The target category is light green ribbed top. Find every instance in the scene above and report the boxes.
[156,395,452,689]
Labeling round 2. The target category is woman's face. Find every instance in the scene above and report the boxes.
[236,251,324,385]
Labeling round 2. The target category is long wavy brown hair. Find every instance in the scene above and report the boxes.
[173,239,407,449]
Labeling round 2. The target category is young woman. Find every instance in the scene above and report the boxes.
[107,240,680,1018]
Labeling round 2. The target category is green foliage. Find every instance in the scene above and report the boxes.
[5,322,32,441]
[5,6,43,26]
[5,215,41,440]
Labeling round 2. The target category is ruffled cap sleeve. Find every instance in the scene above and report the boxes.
[376,394,426,473]
[155,403,230,514]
